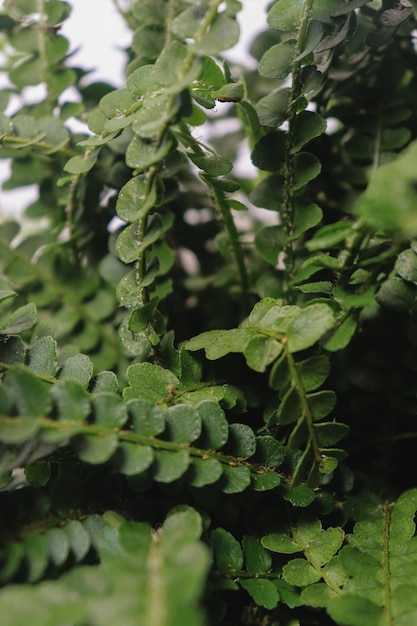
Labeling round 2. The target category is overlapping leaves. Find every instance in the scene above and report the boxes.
[0,506,210,626]
[0,222,123,373]
[328,490,417,625]
[0,325,283,495]
[187,297,348,485]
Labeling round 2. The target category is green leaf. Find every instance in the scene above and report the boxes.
[273,386,302,426]
[395,248,417,283]
[127,64,155,97]
[92,393,128,428]
[306,221,352,251]
[6,365,52,417]
[132,94,178,138]
[284,483,316,507]
[252,471,281,491]
[75,433,118,464]
[124,363,181,404]
[164,404,201,443]
[91,371,119,394]
[128,399,165,436]
[171,7,208,39]
[191,13,240,55]
[267,0,304,31]
[23,533,48,583]
[0,416,41,444]
[211,528,244,574]
[196,401,229,449]
[262,533,301,555]
[357,140,417,238]
[255,225,285,265]
[305,526,344,566]
[125,133,176,172]
[0,542,24,584]
[286,304,335,352]
[10,57,43,88]
[116,214,163,263]
[292,111,327,152]
[307,390,337,421]
[255,88,291,127]
[0,290,16,303]
[64,154,97,175]
[153,41,201,88]
[25,461,51,487]
[259,40,296,79]
[51,379,90,422]
[283,558,321,586]
[251,131,287,172]
[99,88,135,118]
[45,528,70,567]
[223,423,256,459]
[287,201,322,242]
[152,449,190,482]
[333,284,376,309]
[163,505,204,546]
[325,315,358,351]
[59,354,93,388]
[243,335,283,373]
[315,422,349,446]
[116,443,154,476]
[328,595,382,626]
[189,153,233,176]
[220,465,251,494]
[331,0,373,16]
[240,579,280,610]
[251,173,284,209]
[185,328,254,360]
[116,175,158,222]
[301,582,337,608]
[27,336,57,377]
[187,457,223,487]
[213,81,244,102]
[64,520,91,562]
[253,436,286,468]
[242,535,272,574]
[292,152,322,190]
[298,355,330,391]
[1,302,37,335]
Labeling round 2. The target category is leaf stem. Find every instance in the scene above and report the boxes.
[284,347,323,483]
[211,186,250,295]
[0,415,284,479]
[381,501,394,626]
[281,0,315,302]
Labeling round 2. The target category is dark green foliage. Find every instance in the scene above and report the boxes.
[1,0,417,624]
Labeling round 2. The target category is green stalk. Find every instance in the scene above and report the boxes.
[212,186,249,295]
[284,347,323,479]
[281,0,314,302]
[36,0,55,111]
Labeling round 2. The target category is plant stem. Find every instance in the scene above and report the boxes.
[285,347,323,481]
[212,186,250,295]
[281,0,315,302]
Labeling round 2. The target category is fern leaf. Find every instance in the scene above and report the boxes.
[328,489,417,625]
